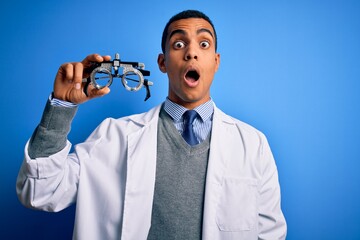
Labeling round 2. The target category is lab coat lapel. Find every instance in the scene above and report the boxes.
[121,105,160,240]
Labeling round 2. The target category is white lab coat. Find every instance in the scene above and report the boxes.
[17,104,287,240]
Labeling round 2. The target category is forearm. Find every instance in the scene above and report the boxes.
[28,99,78,158]
[17,99,79,211]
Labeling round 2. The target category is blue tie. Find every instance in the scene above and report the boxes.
[182,110,199,146]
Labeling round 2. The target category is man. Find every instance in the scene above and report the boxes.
[17,10,287,240]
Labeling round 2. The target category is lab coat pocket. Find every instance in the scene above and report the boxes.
[216,177,258,232]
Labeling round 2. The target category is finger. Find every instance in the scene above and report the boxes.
[81,53,104,66]
[73,62,84,90]
[62,63,74,83]
[88,86,111,99]
[102,55,111,61]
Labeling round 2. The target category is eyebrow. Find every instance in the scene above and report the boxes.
[168,28,214,40]
[197,28,214,38]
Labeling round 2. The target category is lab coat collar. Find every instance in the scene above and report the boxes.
[127,104,162,127]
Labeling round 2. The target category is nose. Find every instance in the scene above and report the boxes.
[184,43,198,61]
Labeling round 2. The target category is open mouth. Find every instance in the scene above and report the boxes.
[185,70,200,82]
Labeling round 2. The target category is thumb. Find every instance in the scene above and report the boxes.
[87,86,111,99]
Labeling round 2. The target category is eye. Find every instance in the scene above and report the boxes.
[200,41,210,49]
[173,41,185,49]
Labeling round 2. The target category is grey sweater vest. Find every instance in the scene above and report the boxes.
[147,108,211,240]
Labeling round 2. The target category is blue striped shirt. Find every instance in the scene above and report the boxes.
[49,94,77,108]
[163,98,214,143]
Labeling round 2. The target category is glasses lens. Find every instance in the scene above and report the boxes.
[123,71,142,91]
[93,70,112,89]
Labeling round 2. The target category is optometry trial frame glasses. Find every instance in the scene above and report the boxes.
[82,53,153,101]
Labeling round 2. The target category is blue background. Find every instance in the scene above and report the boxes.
[1,0,359,239]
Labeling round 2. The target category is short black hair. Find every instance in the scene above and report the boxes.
[161,10,218,53]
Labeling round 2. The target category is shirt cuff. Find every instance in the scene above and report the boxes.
[49,93,77,108]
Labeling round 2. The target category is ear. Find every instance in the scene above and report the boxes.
[214,53,220,72]
[157,53,167,73]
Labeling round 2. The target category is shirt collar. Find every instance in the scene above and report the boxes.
[163,98,214,123]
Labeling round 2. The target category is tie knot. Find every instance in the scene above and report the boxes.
[183,110,198,125]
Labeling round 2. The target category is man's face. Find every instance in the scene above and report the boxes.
[158,18,220,109]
